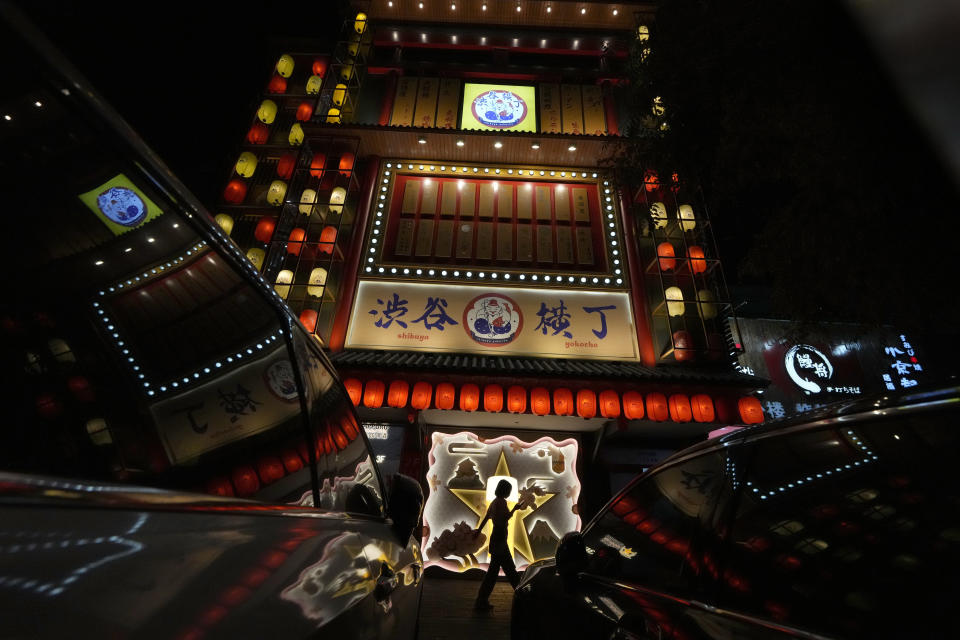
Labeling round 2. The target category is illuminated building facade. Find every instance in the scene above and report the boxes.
[212,1,766,572]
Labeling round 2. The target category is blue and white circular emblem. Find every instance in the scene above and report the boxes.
[97,186,147,227]
[463,294,523,346]
[471,89,528,129]
[264,360,298,402]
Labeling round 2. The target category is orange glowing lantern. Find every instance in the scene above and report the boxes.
[643,169,659,192]
[459,383,480,412]
[673,330,695,362]
[319,225,337,255]
[553,388,574,416]
[435,382,455,410]
[363,380,385,408]
[312,57,328,77]
[266,74,287,94]
[622,391,645,420]
[483,384,503,412]
[253,216,276,243]
[411,381,432,410]
[276,152,297,180]
[388,380,409,408]
[257,456,286,484]
[507,386,527,414]
[309,152,326,178]
[646,392,669,422]
[231,466,260,497]
[577,389,597,419]
[657,242,676,272]
[281,449,303,473]
[668,394,693,422]
[599,390,621,419]
[223,179,247,204]
[338,152,355,176]
[738,396,764,424]
[299,309,318,332]
[343,378,362,406]
[691,394,715,423]
[247,122,269,145]
[670,172,681,193]
[296,101,314,122]
[206,477,234,497]
[531,387,550,416]
[287,228,306,256]
[687,246,707,274]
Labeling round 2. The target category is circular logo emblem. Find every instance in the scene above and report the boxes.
[463,294,523,346]
[264,360,299,402]
[96,186,147,227]
[784,344,834,394]
[471,89,528,129]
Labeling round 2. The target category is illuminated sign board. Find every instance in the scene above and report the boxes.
[346,281,639,361]
[422,431,581,572]
[461,83,537,133]
[78,173,164,235]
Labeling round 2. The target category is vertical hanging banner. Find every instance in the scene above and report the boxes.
[561,84,583,135]
[436,78,461,129]
[414,77,439,128]
[539,83,562,134]
[461,83,537,133]
[390,77,418,126]
[581,85,607,135]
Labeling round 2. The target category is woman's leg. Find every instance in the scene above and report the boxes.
[476,556,503,605]
[499,551,521,589]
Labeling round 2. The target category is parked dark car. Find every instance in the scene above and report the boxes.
[513,386,960,639]
[0,5,422,638]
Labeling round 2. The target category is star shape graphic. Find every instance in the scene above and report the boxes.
[448,448,556,566]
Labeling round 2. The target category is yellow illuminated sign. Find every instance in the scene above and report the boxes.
[78,173,164,236]
[460,83,537,133]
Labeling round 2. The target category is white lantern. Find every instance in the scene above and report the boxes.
[257,99,278,124]
[267,180,288,206]
[48,338,75,363]
[650,202,668,229]
[308,267,328,297]
[275,269,294,298]
[299,188,318,215]
[329,186,347,214]
[214,213,234,236]
[665,286,685,317]
[289,123,304,146]
[235,151,258,177]
[276,54,295,78]
[678,204,696,231]
[306,75,323,95]
[697,289,718,320]
[246,247,265,270]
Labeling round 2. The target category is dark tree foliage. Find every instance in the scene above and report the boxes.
[621,0,960,336]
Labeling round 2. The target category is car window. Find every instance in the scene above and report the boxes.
[583,451,732,598]
[722,407,960,638]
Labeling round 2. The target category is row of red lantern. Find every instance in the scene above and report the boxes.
[342,378,765,424]
[643,169,681,194]
[657,243,708,274]
[252,216,337,251]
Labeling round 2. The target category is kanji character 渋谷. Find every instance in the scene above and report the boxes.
[368,293,409,329]
[412,297,458,331]
[583,305,617,339]
[534,300,573,338]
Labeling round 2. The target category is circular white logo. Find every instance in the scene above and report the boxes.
[471,89,528,128]
[784,344,834,394]
[464,294,522,346]
[97,187,147,226]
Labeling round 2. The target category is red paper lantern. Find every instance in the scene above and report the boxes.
[668,394,693,422]
[657,242,676,272]
[223,179,248,204]
[553,388,574,416]
[281,449,303,473]
[507,386,527,414]
[67,376,95,402]
[35,393,62,419]
[691,394,715,423]
[687,246,707,274]
[531,387,550,416]
[246,122,269,145]
[673,330,695,362]
[483,384,503,412]
[338,152,355,176]
[738,396,764,424]
[643,169,659,192]
[388,380,409,408]
[411,381,432,410]
[312,57,328,77]
[646,392,669,422]
[254,216,276,243]
[343,378,362,406]
[623,391,645,420]
[459,383,480,412]
[309,152,326,178]
[363,379,385,408]
[231,465,260,496]
[599,389,621,419]
[670,172,681,193]
[576,389,597,419]
[267,73,287,94]
[299,309,318,333]
[287,227,306,255]
[276,152,297,179]
[319,225,337,255]
[435,382,455,410]
[296,101,314,122]
[205,476,234,497]
[257,456,286,484]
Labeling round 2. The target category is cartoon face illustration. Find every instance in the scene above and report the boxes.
[471,90,528,128]
[96,187,147,227]
[464,294,523,345]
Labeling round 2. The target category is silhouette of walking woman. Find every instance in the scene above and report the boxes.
[473,479,526,611]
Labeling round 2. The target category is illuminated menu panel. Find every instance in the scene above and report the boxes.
[460,83,537,133]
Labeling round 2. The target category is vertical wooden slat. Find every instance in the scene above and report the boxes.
[540,83,562,134]
[436,79,461,129]
[555,185,571,222]
[517,225,533,261]
[390,77,418,127]
[478,183,495,218]
[415,219,434,256]
[576,228,595,265]
[402,180,420,214]
[497,183,514,219]
[440,181,458,216]
[456,222,473,258]
[497,224,513,260]
[582,85,607,135]
[435,220,454,257]
[395,219,415,255]
[561,84,583,135]
[420,179,439,214]
[413,77,439,128]
[536,223,553,263]
[476,222,494,259]
[460,183,477,216]
[572,187,590,222]
[517,183,533,220]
